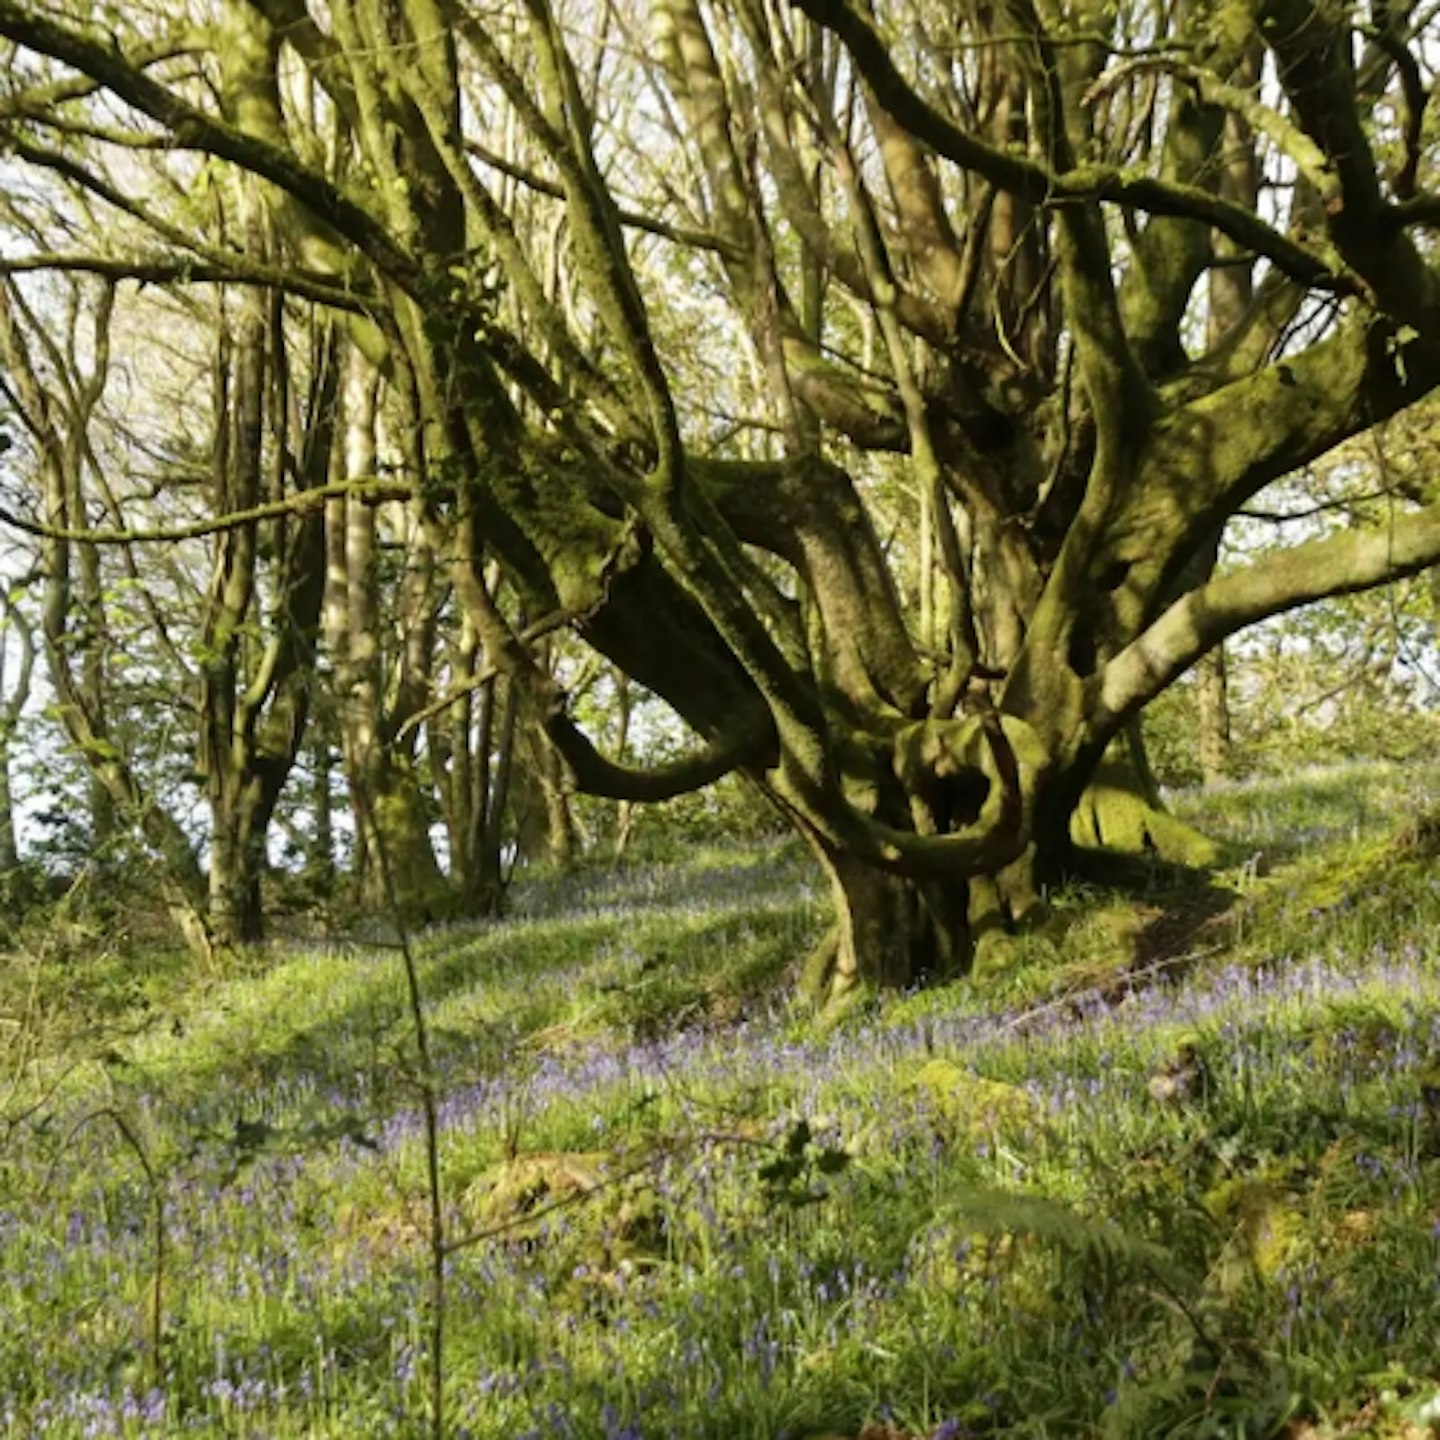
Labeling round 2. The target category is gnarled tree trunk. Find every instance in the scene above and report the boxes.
[802,846,972,1004]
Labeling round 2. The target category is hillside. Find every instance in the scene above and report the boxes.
[4,765,1440,1437]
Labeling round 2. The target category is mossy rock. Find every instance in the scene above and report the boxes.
[972,927,1059,979]
[465,1149,608,1225]
[1062,902,1156,968]
[905,1058,1039,1141]
[903,1216,1058,1319]
[458,1149,665,1268]
[331,1196,427,1260]
[1203,1176,1306,1292]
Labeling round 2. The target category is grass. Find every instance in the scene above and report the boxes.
[4,767,1440,1436]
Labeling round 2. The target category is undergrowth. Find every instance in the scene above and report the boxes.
[3,767,1440,1437]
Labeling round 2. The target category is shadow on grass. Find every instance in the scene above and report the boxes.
[1055,845,1242,992]
[95,856,824,1140]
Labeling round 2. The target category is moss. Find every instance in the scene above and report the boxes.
[1072,761,1222,867]
[457,1150,666,1279]
[370,785,452,923]
[903,1058,1040,1143]
[1203,1171,1307,1292]
[489,460,636,615]
[1295,818,1440,912]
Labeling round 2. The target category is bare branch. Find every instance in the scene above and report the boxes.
[0,0,424,290]
[0,251,374,310]
[464,139,740,257]
[1084,56,1338,206]
[0,478,409,546]
[786,0,1358,294]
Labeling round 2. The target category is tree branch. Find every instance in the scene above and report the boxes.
[0,132,372,308]
[0,32,207,118]
[0,479,409,546]
[1098,500,1440,725]
[0,251,373,310]
[1258,0,1437,316]
[785,0,1357,294]
[808,712,1045,880]
[0,0,424,290]
[1085,55,1337,206]
[463,139,739,257]
[545,712,773,801]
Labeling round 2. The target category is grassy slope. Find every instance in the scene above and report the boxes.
[4,770,1440,1437]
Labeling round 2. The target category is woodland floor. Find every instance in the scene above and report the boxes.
[4,763,1440,1437]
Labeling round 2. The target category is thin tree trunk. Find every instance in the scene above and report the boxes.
[1190,49,1254,794]
[435,620,479,887]
[473,673,519,913]
[536,731,576,867]
[1197,647,1232,787]
[0,590,34,876]
[0,756,16,877]
[612,671,634,859]
[307,727,335,893]
[326,348,449,923]
[208,794,267,944]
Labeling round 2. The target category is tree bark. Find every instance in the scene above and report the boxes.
[468,670,519,914]
[362,773,449,922]
[611,671,635,859]
[207,790,267,945]
[1070,758,1221,867]
[801,845,973,1007]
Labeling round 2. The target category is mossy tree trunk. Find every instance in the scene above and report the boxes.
[1069,723,1220,867]
[198,134,336,948]
[357,775,450,923]
[458,667,519,917]
[802,846,972,1004]
[431,609,513,917]
[324,346,451,926]
[1197,650,1233,788]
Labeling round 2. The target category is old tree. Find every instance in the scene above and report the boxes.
[1,0,1439,997]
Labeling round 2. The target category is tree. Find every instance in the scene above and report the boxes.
[322,346,453,924]
[1,0,1438,1000]
[197,278,337,947]
[0,573,36,880]
[0,275,214,951]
